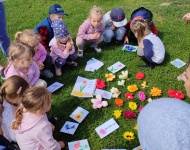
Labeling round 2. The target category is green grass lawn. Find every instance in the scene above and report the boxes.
[3,0,190,149]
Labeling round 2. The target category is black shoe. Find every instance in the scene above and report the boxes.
[116,40,123,46]
[0,68,5,80]
[140,65,155,69]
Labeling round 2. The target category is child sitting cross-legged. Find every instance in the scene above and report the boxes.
[11,86,65,150]
[50,20,77,76]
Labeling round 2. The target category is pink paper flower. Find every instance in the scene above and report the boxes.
[138,106,144,112]
[91,94,108,109]
[96,79,106,89]
[136,72,145,80]
[125,92,134,100]
[123,110,136,119]
[138,91,146,102]
[168,89,184,99]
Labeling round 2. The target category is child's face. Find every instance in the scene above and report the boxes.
[57,36,73,48]
[15,53,33,70]
[29,40,40,53]
[50,14,63,21]
[90,14,102,28]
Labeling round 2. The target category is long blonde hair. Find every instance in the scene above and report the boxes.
[14,29,40,46]
[8,42,35,64]
[130,19,151,43]
[0,75,29,134]
[11,87,52,130]
[89,5,103,19]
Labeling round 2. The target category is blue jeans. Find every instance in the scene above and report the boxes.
[0,2,10,57]
[103,26,126,43]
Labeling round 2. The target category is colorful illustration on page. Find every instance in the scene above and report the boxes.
[47,82,64,93]
[60,121,79,135]
[107,62,125,74]
[68,139,90,150]
[170,58,186,68]
[70,106,89,123]
[122,44,138,52]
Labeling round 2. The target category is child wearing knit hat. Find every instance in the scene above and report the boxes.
[135,98,190,150]
[50,20,77,76]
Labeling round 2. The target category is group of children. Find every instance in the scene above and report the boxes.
[0,2,190,150]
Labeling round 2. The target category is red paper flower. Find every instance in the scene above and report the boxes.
[96,79,106,89]
[168,89,184,99]
[136,72,145,80]
[138,106,144,112]
[125,92,134,100]
[123,110,136,119]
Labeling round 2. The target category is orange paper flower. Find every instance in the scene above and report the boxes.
[150,87,162,96]
[115,98,123,107]
[127,84,138,93]
[105,73,116,82]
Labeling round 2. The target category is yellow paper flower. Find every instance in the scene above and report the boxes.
[113,110,122,119]
[127,84,138,92]
[105,73,116,82]
[150,87,162,96]
[134,124,138,130]
[129,102,137,110]
[123,132,135,140]
[141,81,148,88]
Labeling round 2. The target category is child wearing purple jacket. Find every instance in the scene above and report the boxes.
[76,6,105,57]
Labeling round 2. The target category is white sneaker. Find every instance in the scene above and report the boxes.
[91,45,102,52]
[77,50,83,57]
[41,70,53,78]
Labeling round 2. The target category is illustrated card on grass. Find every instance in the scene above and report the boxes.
[85,58,104,72]
[47,82,64,93]
[102,149,126,150]
[132,146,142,150]
[68,139,90,150]
[70,106,89,123]
[94,89,112,100]
[71,76,96,98]
[95,118,119,139]
[171,59,186,68]
[60,121,79,135]
[107,62,125,74]
[122,44,138,52]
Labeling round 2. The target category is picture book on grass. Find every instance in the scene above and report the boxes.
[171,58,186,68]
[60,121,79,135]
[47,82,64,93]
[122,44,138,52]
[107,62,126,74]
[85,58,104,72]
[71,76,96,98]
[95,118,119,139]
[70,106,89,123]
[68,139,90,150]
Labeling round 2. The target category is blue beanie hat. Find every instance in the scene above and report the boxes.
[51,20,69,39]
[137,98,190,150]
[49,4,65,15]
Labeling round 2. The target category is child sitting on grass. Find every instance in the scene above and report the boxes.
[76,6,105,57]
[50,20,77,76]
[34,4,66,51]
[130,19,165,69]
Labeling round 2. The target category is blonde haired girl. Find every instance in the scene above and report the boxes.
[0,75,29,142]
[11,87,65,150]
[76,5,105,57]
[15,29,53,78]
[130,19,165,69]
[4,42,47,87]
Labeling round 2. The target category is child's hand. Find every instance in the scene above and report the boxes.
[92,33,100,39]
[37,61,44,70]
[65,41,73,52]
[183,13,190,20]
[138,40,144,49]
[111,24,116,30]
[58,141,65,148]
[124,36,129,44]
[51,124,55,131]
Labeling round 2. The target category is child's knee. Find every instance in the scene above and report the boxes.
[35,79,47,87]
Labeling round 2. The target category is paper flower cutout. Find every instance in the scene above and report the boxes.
[147,98,153,103]
[141,81,148,88]
[129,102,137,110]
[127,84,138,93]
[96,79,106,89]
[113,110,122,119]
[134,124,138,130]
[123,132,135,140]
[91,94,108,109]
[123,110,136,119]
[105,73,115,82]
[138,91,146,102]
[119,70,128,79]
[136,72,145,80]
[150,87,162,96]
[115,98,123,107]
[168,89,184,99]
[138,106,144,112]
[110,87,121,98]
[118,80,125,86]
[125,92,134,100]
